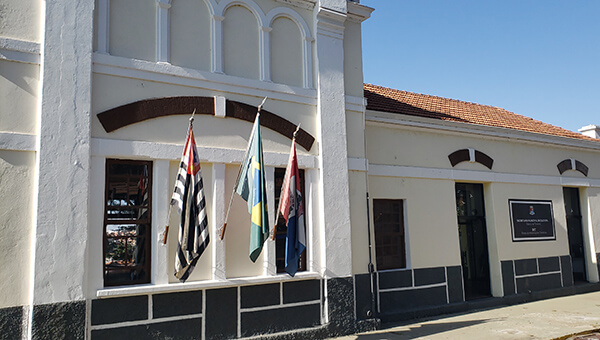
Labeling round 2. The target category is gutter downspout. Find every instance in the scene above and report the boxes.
[362,101,377,320]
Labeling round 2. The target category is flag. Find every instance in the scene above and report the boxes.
[171,124,209,282]
[235,114,270,262]
[277,138,306,276]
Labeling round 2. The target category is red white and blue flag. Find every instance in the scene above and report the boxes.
[171,124,209,282]
[277,138,306,276]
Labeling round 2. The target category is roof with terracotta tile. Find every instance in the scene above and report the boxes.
[364,83,598,142]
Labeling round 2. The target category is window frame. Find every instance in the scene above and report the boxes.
[373,198,407,271]
[103,159,153,287]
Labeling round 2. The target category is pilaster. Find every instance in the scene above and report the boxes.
[156,0,172,62]
[313,2,352,279]
[30,0,94,335]
[212,163,227,280]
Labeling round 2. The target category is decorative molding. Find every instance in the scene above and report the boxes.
[96,96,315,150]
[346,1,374,23]
[365,163,600,188]
[224,99,314,151]
[366,112,600,152]
[275,0,316,10]
[214,96,226,118]
[92,53,318,105]
[345,95,366,113]
[0,38,40,64]
[96,271,322,298]
[448,148,494,169]
[96,96,215,132]
[348,157,367,172]
[216,0,266,27]
[90,138,319,169]
[315,7,346,40]
[0,132,36,152]
[557,159,589,176]
[266,6,314,88]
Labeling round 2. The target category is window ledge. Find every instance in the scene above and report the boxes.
[96,272,322,298]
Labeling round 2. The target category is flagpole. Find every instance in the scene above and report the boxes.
[220,97,268,240]
[163,109,196,245]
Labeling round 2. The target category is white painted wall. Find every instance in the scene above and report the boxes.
[349,170,371,275]
[0,150,35,307]
[362,116,600,293]
[270,17,303,87]
[224,163,266,278]
[170,0,212,71]
[0,60,38,134]
[366,117,600,178]
[0,0,41,42]
[109,0,155,61]
[223,5,260,80]
[368,176,461,269]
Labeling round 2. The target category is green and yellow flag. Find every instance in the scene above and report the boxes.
[235,113,270,262]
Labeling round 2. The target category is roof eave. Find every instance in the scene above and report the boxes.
[365,109,600,151]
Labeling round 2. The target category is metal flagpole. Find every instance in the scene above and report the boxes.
[162,109,196,244]
[220,97,268,240]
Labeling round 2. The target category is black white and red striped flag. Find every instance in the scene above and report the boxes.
[171,123,209,282]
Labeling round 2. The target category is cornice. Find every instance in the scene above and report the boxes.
[346,1,374,23]
[276,0,316,10]
[366,110,600,152]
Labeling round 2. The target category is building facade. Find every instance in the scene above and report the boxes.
[1,0,599,339]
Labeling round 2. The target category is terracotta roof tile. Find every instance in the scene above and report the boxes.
[364,83,598,142]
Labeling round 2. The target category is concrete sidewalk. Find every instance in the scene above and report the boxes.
[333,291,600,339]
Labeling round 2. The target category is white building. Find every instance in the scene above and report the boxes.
[1,0,599,339]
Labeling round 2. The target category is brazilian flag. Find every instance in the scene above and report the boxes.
[235,114,270,262]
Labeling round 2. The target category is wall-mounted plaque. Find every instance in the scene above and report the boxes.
[509,199,556,241]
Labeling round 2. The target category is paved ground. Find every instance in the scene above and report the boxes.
[332,291,600,340]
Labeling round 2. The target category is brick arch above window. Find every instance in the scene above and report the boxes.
[96,96,315,151]
[448,148,494,170]
[557,159,589,176]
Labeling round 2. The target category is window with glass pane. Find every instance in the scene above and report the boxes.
[273,167,307,274]
[104,159,152,286]
[373,199,406,270]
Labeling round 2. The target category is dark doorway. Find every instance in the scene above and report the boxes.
[456,183,491,300]
[563,187,587,282]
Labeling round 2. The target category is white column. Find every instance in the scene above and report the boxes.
[211,15,224,73]
[31,0,94,306]
[305,169,319,272]
[260,26,272,82]
[87,157,106,295]
[156,0,172,63]
[212,163,226,280]
[265,166,276,275]
[313,3,352,279]
[303,36,314,88]
[582,188,599,283]
[153,160,171,284]
[97,0,110,53]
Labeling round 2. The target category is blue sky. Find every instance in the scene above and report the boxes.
[361,1,600,133]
